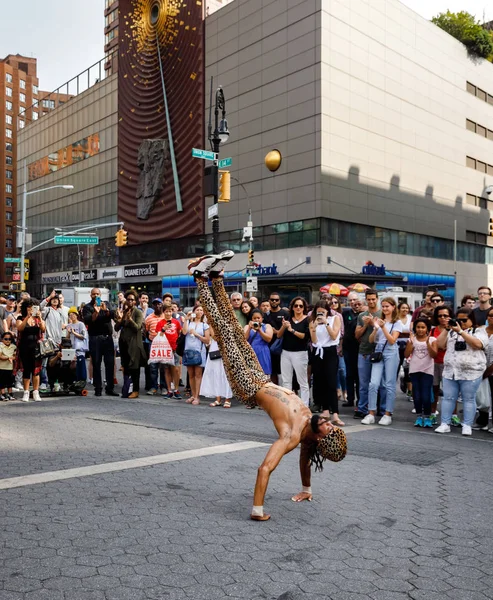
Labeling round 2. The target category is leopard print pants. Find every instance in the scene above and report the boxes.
[196,278,270,405]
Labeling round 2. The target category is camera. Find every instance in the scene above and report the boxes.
[448,319,457,328]
[32,305,39,316]
[454,340,467,351]
[253,322,260,329]
[191,313,196,319]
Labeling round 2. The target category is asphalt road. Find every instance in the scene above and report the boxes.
[0,387,492,600]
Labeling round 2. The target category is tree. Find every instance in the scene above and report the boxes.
[432,11,493,60]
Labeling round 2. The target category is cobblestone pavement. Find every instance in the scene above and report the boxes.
[0,388,492,600]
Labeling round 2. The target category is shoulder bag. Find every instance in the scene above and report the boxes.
[369,324,394,363]
[35,338,59,360]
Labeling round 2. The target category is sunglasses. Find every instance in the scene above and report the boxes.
[431,299,442,303]
[478,291,491,295]
[293,303,304,308]
[269,298,280,302]
[456,318,469,323]
[3,338,12,342]
[438,314,449,318]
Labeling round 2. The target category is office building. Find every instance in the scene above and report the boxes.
[18,0,493,303]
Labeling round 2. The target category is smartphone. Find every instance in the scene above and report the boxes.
[55,289,62,294]
[167,319,172,324]
[95,297,102,307]
[32,305,39,316]
[191,313,196,318]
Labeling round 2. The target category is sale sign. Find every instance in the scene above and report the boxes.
[148,334,175,365]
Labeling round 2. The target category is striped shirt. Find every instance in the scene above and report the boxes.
[145,313,163,341]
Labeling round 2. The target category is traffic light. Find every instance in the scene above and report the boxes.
[115,228,128,247]
[218,170,230,202]
[248,249,254,264]
[490,218,493,236]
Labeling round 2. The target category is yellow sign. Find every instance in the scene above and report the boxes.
[12,259,30,282]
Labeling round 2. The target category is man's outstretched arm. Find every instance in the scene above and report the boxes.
[291,443,313,502]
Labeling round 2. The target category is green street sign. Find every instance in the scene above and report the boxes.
[4,257,21,263]
[218,157,232,168]
[54,235,99,245]
[192,148,217,161]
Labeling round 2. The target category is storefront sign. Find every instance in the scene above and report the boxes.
[41,272,72,284]
[97,267,124,280]
[71,270,97,282]
[255,263,279,276]
[124,263,158,278]
[362,262,386,276]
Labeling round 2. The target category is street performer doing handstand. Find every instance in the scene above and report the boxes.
[188,252,347,521]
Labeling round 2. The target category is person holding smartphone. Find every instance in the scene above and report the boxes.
[154,306,183,399]
[15,299,46,402]
[244,309,273,378]
[309,300,342,424]
[82,288,117,397]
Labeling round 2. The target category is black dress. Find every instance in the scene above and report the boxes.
[16,317,42,379]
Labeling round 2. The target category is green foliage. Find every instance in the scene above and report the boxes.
[432,11,493,60]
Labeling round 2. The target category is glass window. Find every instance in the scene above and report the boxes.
[303,229,319,246]
[477,161,487,173]
[5,239,12,248]
[6,156,12,165]
[5,129,12,138]
[488,94,493,106]
[5,267,12,276]
[466,119,476,132]
[466,193,476,206]
[5,143,12,152]
[477,125,487,138]
[19,93,26,103]
[20,79,26,89]
[32,111,38,121]
[488,165,493,176]
[5,73,12,83]
[478,88,487,102]
[5,226,12,235]
[5,87,12,97]
[466,156,476,169]
[5,184,12,193]
[18,119,25,129]
[6,198,12,206]
[5,115,12,125]
[6,212,12,221]
[42,99,55,109]
[5,170,12,179]
[479,196,487,209]
[289,221,303,233]
[288,231,303,247]
[5,100,12,111]
[5,253,12,259]
[33,84,38,95]
[466,81,476,95]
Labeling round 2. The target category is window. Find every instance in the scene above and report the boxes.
[5,100,12,111]
[5,267,12,277]
[105,27,118,43]
[5,73,12,83]
[5,143,12,152]
[466,119,476,132]
[18,119,25,129]
[5,253,12,259]
[467,81,493,107]
[5,226,12,235]
[466,192,492,210]
[32,100,38,107]
[32,111,38,121]
[467,81,476,95]
[478,124,487,138]
[478,89,487,102]
[466,230,487,244]
[465,119,492,141]
[478,161,487,173]
[33,84,38,95]
[5,239,12,249]
[6,198,12,206]
[6,156,12,165]
[5,184,12,193]
[5,115,12,125]
[466,155,493,173]
[42,99,55,109]
[6,170,12,179]
[5,87,12,97]
[19,93,26,104]
[20,79,26,89]
[5,212,12,221]
[5,129,12,138]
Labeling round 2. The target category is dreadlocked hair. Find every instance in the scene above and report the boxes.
[307,442,325,473]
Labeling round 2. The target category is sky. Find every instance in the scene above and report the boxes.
[0,0,491,93]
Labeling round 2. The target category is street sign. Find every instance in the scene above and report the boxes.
[192,148,217,161]
[54,235,99,245]
[208,204,218,219]
[218,157,232,168]
[246,276,258,293]
[4,257,21,263]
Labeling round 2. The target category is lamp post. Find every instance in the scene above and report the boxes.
[208,84,229,253]
[20,163,74,288]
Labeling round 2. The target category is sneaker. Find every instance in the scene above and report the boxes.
[407,390,413,401]
[32,390,42,402]
[146,388,158,396]
[378,415,392,426]
[435,423,451,434]
[430,414,438,426]
[162,391,173,398]
[353,410,367,418]
[361,414,375,425]
[188,255,218,280]
[461,424,472,436]
[472,423,489,431]
[39,383,47,392]
[22,390,30,402]
[423,417,433,428]
[451,415,461,427]
[411,408,416,414]
[209,250,235,278]
[488,428,493,434]
[414,417,423,427]
[173,391,182,399]
[88,378,93,385]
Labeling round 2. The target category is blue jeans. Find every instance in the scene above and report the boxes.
[410,372,433,416]
[337,354,346,393]
[442,376,482,427]
[357,355,372,414]
[368,350,399,413]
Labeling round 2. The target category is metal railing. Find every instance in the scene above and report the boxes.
[18,50,118,126]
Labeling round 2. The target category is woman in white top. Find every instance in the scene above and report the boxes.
[309,300,342,425]
[362,297,403,426]
[201,328,232,408]
[396,302,412,395]
[434,307,488,436]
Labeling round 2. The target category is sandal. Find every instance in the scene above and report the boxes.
[223,400,231,408]
[185,397,194,404]
[332,419,345,427]
[191,398,200,405]
[209,400,222,407]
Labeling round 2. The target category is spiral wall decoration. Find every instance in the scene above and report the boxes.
[118,0,204,244]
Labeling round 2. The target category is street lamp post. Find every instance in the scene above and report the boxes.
[208,84,229,253]
[20,162,74,288]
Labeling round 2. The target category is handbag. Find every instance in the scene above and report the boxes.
[183,349,203,366]
[369,324,394,363]
[175,333,186,357]
[476,378,491,411]
[35,338,59,360]
[209,350,221,360]
[270,337,283,355]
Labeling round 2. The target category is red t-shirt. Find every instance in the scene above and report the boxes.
[431,327,445,364]
[155,318,182,350]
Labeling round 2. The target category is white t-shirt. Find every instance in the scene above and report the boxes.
[374,320,403,352]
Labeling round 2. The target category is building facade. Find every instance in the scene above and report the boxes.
[17,0,493,303]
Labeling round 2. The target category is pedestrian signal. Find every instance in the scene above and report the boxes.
[218,170,230,202]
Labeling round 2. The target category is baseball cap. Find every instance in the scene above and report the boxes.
[152,298,163,304]
[7,295,15,300]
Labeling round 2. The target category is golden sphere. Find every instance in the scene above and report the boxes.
[265,149,282,172]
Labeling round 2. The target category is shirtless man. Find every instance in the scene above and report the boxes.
[189,252,347,521]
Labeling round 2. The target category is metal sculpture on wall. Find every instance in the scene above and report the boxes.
[136,139,169,220]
